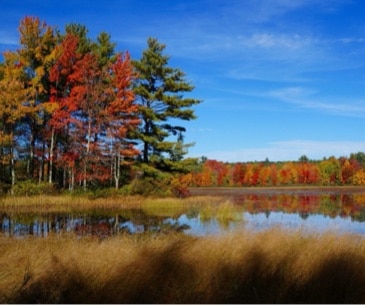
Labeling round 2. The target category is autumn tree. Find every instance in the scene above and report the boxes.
[0,52,27,187]
[133,37,201,170]
[106,52,140,189]
[232,163,246,186]
[47,33,80,188]
[17,16,56,180]
[48,30,139,191]
[319,157,341,185]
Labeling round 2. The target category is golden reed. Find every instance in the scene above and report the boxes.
[1,228,365,303]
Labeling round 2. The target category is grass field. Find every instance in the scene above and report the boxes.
[1,228,365,303]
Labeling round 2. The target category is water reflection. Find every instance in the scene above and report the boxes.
[1,192,365,237]
[232,193,365,222]
[0,210,191,238]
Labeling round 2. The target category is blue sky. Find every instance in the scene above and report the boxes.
[2,0,365,162]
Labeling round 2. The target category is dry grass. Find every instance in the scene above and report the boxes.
[0,195,144,212]
[1,228,365,303]
[0,194,224,213]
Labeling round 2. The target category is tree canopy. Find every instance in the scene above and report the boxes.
[0,17,201,194]
[132,38,201,168]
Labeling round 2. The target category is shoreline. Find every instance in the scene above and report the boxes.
[189,185,365,196]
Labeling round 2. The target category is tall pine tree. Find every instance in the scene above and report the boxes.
[133,37,201,170]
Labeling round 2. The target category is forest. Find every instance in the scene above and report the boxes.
[0,16,201,195]
[2,16,365,197]
[181,153,365,188]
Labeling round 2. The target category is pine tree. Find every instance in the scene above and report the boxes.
[133,37,201,169]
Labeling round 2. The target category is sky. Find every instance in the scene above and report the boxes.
[1,0,365,162]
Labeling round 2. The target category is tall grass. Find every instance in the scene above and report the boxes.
[0,194,224,213]
[1,229,365,303]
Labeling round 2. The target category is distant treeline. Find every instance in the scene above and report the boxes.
[179,152,365,187]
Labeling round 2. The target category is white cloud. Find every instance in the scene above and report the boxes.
[223,0,324,24]
[0,30,18,46]
[243,33,312,50]
[195,140,365,162]
[266,86,365,117]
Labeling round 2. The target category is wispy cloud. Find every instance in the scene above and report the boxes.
[242,33,312,50]
[0,30,18,46]
[266,86,365,117]
[240,0,313,23]
[197,140,365,162]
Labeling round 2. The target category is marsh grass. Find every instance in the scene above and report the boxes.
[1,229,365,303]
[0,195,142,211]
[199,199,244,227]
[0,195,231,226]
[0,195,223,212]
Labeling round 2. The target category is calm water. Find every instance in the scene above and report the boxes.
[2,189,365,237]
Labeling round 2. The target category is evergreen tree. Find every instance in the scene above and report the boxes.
[133,37,201,169]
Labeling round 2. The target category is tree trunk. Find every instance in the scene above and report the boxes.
[29,127,35,179]
[114,151,120,190]
[69,167,74,192]
[48,128,54,184]
[83,120,92,191]
[143,119,150,163]
[10,145,15,195]
[38,141,46,183]
[83,119,91,192]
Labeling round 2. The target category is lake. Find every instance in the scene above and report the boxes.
[1,187,365,237]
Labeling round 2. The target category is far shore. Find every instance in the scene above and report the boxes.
[189,185,365,196]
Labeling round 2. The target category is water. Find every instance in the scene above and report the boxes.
[1,190,365,237]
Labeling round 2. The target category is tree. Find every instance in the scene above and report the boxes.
[48,30,140,191]
[298,155,309,162]
[350,152,365,166]
[319,157,341,185]
[0,51,27,188]
[17,16,56,180]
[232,163,246,186]
[47,33,81,189]
[107,52,140,189]
[63,23,92,55]
[133,37,201,169]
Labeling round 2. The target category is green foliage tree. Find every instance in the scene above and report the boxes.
[350,152,365,165]
[319,157,341,185]
[63,23,92,55]
[298,155,309,162]
[132,37,201,169]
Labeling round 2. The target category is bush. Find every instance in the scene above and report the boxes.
[126,176,172,197]
[0,182,11,197]
[11,180,57,196]
[120,166,186,197]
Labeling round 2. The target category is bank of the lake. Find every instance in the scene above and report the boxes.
[189,185,365,196]
[1,188,365,303]
[2,186,365,238]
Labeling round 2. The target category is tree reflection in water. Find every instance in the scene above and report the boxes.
[1,192,365,238]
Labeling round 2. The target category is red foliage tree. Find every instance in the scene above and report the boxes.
[47,34,140,190]
[106,52,140,189]
[232,163,246,186]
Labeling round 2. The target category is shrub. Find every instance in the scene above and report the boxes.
[11,180,57,196]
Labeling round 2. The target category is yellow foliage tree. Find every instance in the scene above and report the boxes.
[0,52,27,187]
